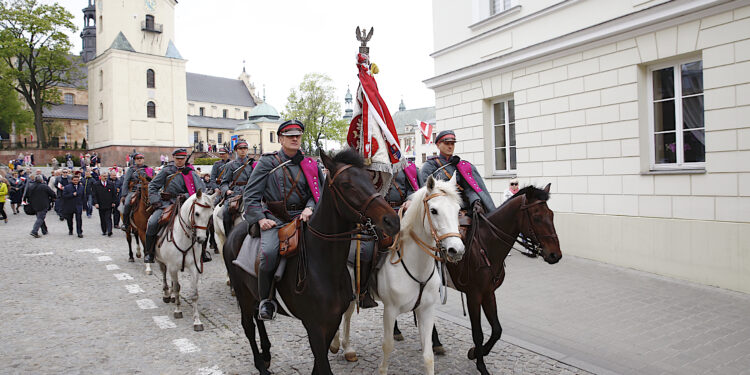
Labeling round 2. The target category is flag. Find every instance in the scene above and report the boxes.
[419,121,433,144]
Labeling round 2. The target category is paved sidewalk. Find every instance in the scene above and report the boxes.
[436,250,750,375]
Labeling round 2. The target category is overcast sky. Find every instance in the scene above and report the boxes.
[46,0,436,116]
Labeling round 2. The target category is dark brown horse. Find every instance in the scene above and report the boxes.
[445,183,562,375]
[223,149,400,375]
[125,176,150,264]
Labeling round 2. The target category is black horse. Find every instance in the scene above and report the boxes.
[223,149,400,375]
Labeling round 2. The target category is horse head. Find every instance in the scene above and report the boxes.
[517,183,561,264]
[409,174,465,262]
[185,189,216,244]
[319,149,400,238]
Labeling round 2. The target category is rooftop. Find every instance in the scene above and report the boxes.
[186,73,257,107]
[187,115,245,130]
[392,106,436,134]
[43,104,88,120]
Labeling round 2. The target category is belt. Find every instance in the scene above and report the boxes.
[388,201,402,208]
[287,203,305,211]
[234,181,247,186]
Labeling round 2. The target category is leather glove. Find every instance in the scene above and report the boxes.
[249,222,261,238]
[449,155,461,166]
[472,200,485,215]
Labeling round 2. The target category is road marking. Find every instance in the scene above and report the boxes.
[97,255,113,261]
[125,284,145,294]
[113,273,133,281]
[196,365,223,375]
[22,252,54,257]
[76,248,104,253]
[136,299,157,310]
[106,264,120,270]
[173,338,200,353]
[153,315,177,329]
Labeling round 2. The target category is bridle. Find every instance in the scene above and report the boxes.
[166,196,212,273]
[392,191,462,264]
[307,164,381,242]
[475,195,556,258]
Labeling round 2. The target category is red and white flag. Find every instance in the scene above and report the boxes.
[419,121,433,144]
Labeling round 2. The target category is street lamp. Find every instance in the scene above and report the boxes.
[253,144,258,156]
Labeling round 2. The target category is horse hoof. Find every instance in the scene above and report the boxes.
[162,296,171,303]
[145,269,152,275]
[213,248,219,254]
[231,289,235,297]
[136,251,141,258]
[128,257,134,263]
[393,333,404,341]
[226,280,231,286]
[264,361,270,369]
[174,311,183,319]
[194,324,204,332]
[329,345,338,354]
[433,345,446,356]
[468,347,476,360]
[344,352,358,362]
[171,297,176,303]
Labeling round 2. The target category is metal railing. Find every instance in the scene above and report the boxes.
[141,21,163,33]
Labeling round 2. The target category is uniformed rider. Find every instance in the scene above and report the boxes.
[143,148,206,263]
[419,130,495,215]
[243,119,324,321]
[120,153,153,231]
[219,140,254,233]
[211,147,231,189]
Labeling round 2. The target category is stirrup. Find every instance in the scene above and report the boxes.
[258,299,278,321]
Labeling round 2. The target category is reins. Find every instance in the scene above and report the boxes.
[166,196,212,274]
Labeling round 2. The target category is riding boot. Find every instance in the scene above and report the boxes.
[201,247,212,262]
[258,271,277,321]
[144,234,157,263]
[223,212,234,239]
[358,259,378,309]
[121,206,130,231]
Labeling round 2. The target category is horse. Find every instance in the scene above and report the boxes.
[155,189,216,331]
[124,176,150,267]
[446,184,561,375]
[222,149,400,375]
[333,174,465,375]
[212,197,243,289]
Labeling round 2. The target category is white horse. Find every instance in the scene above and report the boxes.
[333,175,465,375]
[211,199,243,288]
[156,190,216,331]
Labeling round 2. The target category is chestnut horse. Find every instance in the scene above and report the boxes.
[446,184,561,375]
[124,176,150,265]
[222,149,400,375]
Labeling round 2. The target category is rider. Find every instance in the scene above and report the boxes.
[419,130,495,216]
[120,153,153,231]
[211,147,231,189]
[219,140,254,234]
[143,148,205,263]
[243,119,324,321]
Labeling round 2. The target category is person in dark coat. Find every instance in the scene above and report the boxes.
[54,169,71,220]
[62,173,85,237]
[92,173,117,236]
[82,169,97,218]
[8,171,24,214]
[27,175,57,238]
[108,169,123,229]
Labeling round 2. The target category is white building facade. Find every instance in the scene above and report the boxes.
[427,0,750,293]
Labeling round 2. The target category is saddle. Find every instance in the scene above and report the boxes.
[278,217,302,258]
[158,203,176,226]
[129,194,138,207]
[226,194,243,218]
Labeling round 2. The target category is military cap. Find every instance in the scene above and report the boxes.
[218,147,228,154]
[133,152,144,158]
[278,119,305,136]
[172,148,188,158]
[436,130,456,144]
[234,140,249,150]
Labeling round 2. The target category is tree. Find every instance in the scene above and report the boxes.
[0,71,32,136]
[0,0,83,147]
[282,73,348,155]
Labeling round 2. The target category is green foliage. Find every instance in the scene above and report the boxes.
[81,138,87,150]
[195,157,220,165]
[282,73,347,155]
[55,155,80,166]
[0,0,82,146]
[73,140,77,149]
[0,74,32,134]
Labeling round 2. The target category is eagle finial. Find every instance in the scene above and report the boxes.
[355,26,374,54]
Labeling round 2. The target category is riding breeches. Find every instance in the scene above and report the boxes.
[146,207,164,236]
[122,192,134,221]
[258,226,281,275]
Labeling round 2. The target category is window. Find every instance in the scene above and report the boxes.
[199,107,205,116]
[492,99,516,172]
[270,131,275,143]
[648,59,704,168]
[422,153,426,163]
[147,101,156,118]
[98,102,103,120]
[218,133,223,144]
[146,69,155,88]
[490,0,512,15]
[193,131,199,144]
[222,109,228,118]
[244,111,248,120]
[64,93,75,105]
[99,69,103,91]
[145,15,155,30]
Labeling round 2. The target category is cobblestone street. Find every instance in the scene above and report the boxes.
[1,210,585,374]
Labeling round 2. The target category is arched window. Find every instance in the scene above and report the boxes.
[99,69,103,90]
[145,15,155,30]
[99,102,103,120]
[147,101,156,118]
[270,131,275,143]
[146,69,155,88]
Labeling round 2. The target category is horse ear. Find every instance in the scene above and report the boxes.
[449,171,457,185]
[544,183,551,193]
[196,189,202,199]
[320,150,334,171]
[426,175,435,191]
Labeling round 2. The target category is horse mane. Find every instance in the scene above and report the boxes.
[400,178,461,235]
[502,185,550,207]
[331,148,364,169]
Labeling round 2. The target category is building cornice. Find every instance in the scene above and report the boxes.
[425,0,742,89]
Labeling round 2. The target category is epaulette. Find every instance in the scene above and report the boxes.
[262,151,278,156]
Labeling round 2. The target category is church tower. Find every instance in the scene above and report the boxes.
[343,86,353,120]
[80,0,96,62]
[87,0,188,161]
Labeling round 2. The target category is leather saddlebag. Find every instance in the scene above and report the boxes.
[227,195,242,216]
[458,209,472,239]
[278,217,302,258]
[158,204,175,226]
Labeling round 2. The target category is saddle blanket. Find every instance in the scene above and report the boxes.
[233,235,261,278]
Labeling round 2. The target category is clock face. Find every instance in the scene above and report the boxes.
[145,0,156,11]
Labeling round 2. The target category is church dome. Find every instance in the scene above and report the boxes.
[248,102,280,120]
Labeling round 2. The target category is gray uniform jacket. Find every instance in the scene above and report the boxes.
[419,155,495,211]
[385,167,423,209]
[211,159,229,184]
[243,151,324,226]
[120,165,152,199]
[219,156,254,197]
[148,164,206,207]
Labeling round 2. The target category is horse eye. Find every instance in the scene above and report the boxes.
[195,213,200,217]
[430,208,438,215]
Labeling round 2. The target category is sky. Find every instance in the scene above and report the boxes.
[45,0,437,116]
